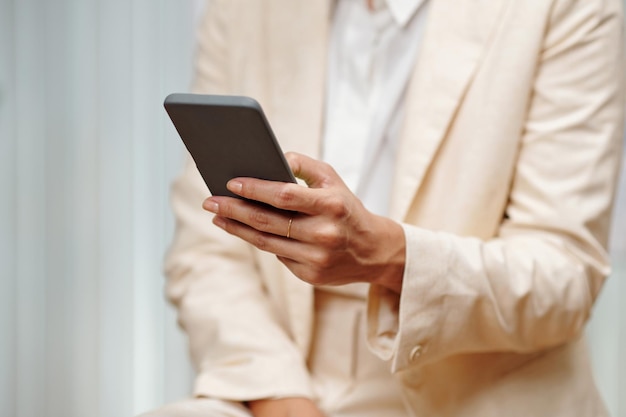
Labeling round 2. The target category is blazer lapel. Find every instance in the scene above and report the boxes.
[265,0,334,160]
[389,0,511,221]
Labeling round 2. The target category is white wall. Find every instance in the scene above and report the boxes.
[0,0,624,416]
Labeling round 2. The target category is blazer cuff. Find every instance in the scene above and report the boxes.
[366,223,443,373]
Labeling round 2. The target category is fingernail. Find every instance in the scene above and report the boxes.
[227,180,243,193]
[203,200,219,213]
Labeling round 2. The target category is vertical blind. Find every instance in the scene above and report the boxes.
[589,158,626,417]
[0,0,203,416]
[0,0,624,416]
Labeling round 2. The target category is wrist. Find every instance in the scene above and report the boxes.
[371,217,406,294]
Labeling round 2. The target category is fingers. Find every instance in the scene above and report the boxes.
[285,152,340,188]
[212,153,349,215]
[212,214,349,286]
[204,196,303,239]
[211,214,323,264]
[200,154,370,287]
[204,195,350,250]
[225,179,320,214]
[225,178,352,217]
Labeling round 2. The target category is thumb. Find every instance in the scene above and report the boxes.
[285,152,343,189]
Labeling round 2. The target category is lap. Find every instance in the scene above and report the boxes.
[137,398,252,417]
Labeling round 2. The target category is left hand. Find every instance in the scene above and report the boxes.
[247,397,326,417]
[203,152,406,293]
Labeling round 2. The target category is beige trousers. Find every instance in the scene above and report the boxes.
[138,291,407,417]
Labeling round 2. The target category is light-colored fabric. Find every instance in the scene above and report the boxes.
[165,0,625,416]
[138,398,252,417]
[322,0,426,213]
[139,292,407,417]
[378,0,426,27]
[308,291,407,417]
[319,0,427,299]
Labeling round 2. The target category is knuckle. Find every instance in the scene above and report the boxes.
[314,224,344,249]
[319,160,333,174]
[284,151,296,162]
[311,251,333,270]
[249,210,270,230]
[220,202,234,218]
[275,185,296,207]
[325,195,349,218]
[252,233,269,251]
[315,163,335,186]
[322,162,341,180]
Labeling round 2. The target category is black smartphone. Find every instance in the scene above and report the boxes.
[164,93,297,199]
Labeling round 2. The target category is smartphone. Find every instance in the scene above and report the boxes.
[164,93,297,199]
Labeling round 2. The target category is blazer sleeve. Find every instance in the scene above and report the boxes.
[367,0,625,372]
[164,1,313,400]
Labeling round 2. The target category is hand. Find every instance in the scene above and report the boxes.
[203,152,405,293]
[247,398,326,417]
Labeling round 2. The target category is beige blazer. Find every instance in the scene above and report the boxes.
[165,0,625,415]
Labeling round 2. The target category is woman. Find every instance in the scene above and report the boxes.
[141,0,625,415]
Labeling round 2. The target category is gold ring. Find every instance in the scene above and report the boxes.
[286,217,293,239]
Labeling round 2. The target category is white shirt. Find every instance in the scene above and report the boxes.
[322,0,429,217]
[319,0,428,297]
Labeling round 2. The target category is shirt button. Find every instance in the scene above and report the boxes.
[409,345,423,362]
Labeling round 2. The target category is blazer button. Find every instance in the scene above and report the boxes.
[409,345,423,362]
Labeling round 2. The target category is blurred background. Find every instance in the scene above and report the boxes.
[0,0,625,416]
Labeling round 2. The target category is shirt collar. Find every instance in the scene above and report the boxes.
[376,0,426,27]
